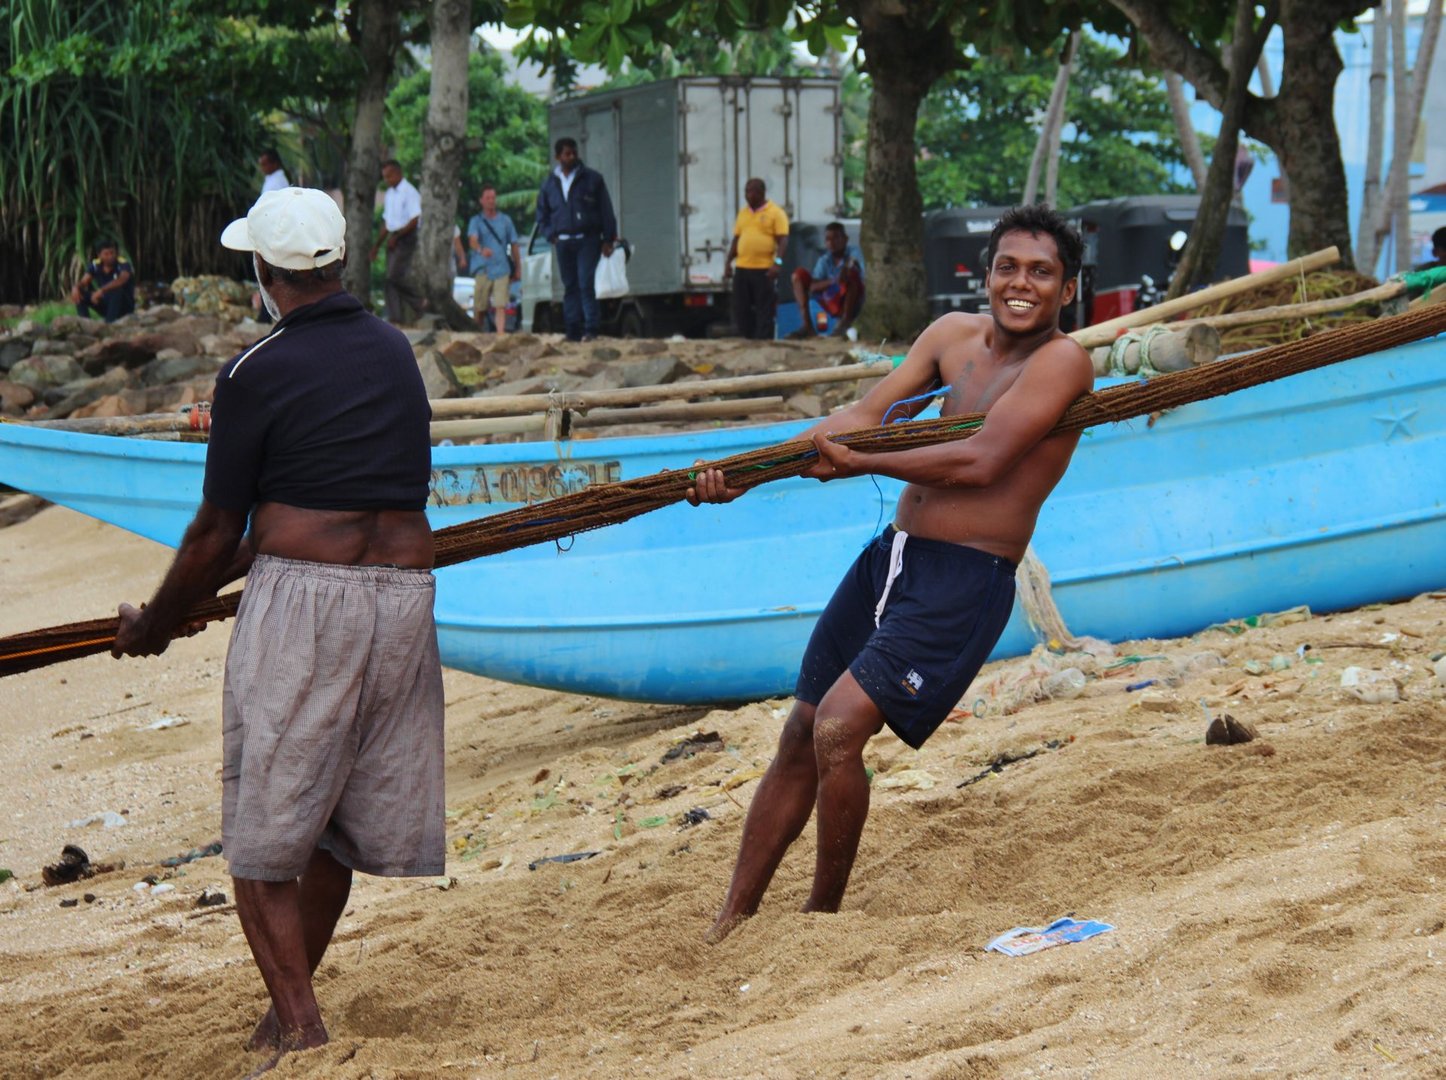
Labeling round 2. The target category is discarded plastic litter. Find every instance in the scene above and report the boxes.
[528,851,601,872]
[161,841,222,867]
[68,811,127,829]
[1125,679,1157,692]
[680,808,710,827]
[875,768,936,791]
[986,917,1115,956]
[1340,666,1401,704]
[1041,668,1086,700]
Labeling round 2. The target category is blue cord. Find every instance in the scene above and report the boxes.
[881,384,950,426]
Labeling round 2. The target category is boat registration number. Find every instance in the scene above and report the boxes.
[429,460,624,506]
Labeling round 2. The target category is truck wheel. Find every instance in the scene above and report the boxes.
[619,304,651,339]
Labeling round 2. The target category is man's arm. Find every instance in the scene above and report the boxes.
[71,270,94,302]
[598,175,618,249]
[112,501,250,657]
[510,241,522,280]
[687,318,954,505]
[811,338,1093,487]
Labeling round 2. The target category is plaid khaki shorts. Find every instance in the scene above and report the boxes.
[221,555,445,881]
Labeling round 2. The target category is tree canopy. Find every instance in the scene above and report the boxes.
[383,48,549,224]
[0,0,358,301]
[916,34,1197,211]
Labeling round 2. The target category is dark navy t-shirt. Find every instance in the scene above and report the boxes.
[202,292,432,514]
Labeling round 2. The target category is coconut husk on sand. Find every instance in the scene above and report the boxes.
[0,507,1443,1078]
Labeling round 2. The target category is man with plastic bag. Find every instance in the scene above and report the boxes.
[535,137,619,341]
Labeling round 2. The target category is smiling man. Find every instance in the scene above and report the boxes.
[689,205,1092,942]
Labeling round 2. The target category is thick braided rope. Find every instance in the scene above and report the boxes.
[3,301,1443,678]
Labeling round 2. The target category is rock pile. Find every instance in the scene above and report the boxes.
[2,292,879,432]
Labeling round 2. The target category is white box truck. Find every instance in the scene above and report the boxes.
[521,75,844,337]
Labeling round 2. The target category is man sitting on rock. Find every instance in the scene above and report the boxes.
[71,240,136,323]
[787,222,864,339]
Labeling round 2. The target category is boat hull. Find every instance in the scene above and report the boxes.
[2,338,1443,703]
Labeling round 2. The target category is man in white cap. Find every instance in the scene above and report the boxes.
[112,186,445,1069]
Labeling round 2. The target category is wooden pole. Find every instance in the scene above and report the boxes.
[1168,281,1405,332]
[427,360,890,420]
[1070,246,1340,348]
[428,396,789,441]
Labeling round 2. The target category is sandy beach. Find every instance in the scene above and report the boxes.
[0,502,1442,1078]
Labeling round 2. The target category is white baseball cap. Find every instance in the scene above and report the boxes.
[220,187,346,270]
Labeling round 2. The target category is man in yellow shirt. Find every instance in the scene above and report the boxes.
[725,178,789,339]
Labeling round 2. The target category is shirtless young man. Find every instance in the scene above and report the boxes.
[689,205,1093,942]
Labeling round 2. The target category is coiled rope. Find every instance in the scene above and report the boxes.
[3,301,1444,678]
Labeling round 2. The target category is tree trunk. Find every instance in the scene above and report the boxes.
[1165,72,1207,189]
[416,0,473,330]
[1388,0,1412,273]
[1272,0,1355,264]
[1357,3,1388,272]
[1166,0,1268,300]
[1024,36,1076,206]
[341,0,403,307]
[1043,35,1079,208]
[1369,0,1443,272]
[852,0,958,340]
[1107,0,1359,266]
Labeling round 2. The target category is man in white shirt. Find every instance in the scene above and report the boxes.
[258,149,289,194]
[370,159,426,324]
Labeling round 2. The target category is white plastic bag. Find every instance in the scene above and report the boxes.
[595,246,630,299]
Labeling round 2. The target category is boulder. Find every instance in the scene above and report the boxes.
[415,349,462,399]
[575,367,628,392]
[46,368,132,418]
[75,337,159,374]
[438,338,483,367]
[0,339,32,371]
[590,345,623,362]
[138,354,221,387]
[29,338,74,357]
[630,340,670,356]
[200,332,245,356]
[0,379,36,415]
[46,314,105,336]
[786,391,825,418]
[620,355,687,388]
[234,319,269,346]
[130,327,204,358]
[6,354,85,391]
[70,388,150,419]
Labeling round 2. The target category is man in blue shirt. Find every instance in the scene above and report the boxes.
[787,221,865,338]
[467,185,520,336]
[70,240,136,323]
[535,137,618,341]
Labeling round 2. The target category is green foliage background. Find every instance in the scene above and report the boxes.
[0,0,358,302]
[916,35,1197,211]
[384,50,549,230]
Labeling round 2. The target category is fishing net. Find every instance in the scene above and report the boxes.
[3,300,1444,678]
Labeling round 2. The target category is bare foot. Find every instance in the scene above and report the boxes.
[246,1006,280,1052]
[705,912,747,944]
[244,1021,328,1077]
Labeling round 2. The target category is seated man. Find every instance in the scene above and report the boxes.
[71,240,136,323]
[788,222,865,338]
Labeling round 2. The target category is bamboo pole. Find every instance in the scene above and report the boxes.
[1168,281,1405,332]
[429,396,788,440]
[1069,246,1341,348]
[427,360,890,420]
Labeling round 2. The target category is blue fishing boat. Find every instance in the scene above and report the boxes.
[1,337,1442,703]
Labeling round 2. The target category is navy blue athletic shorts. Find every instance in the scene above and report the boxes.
[795,526,1017,749]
